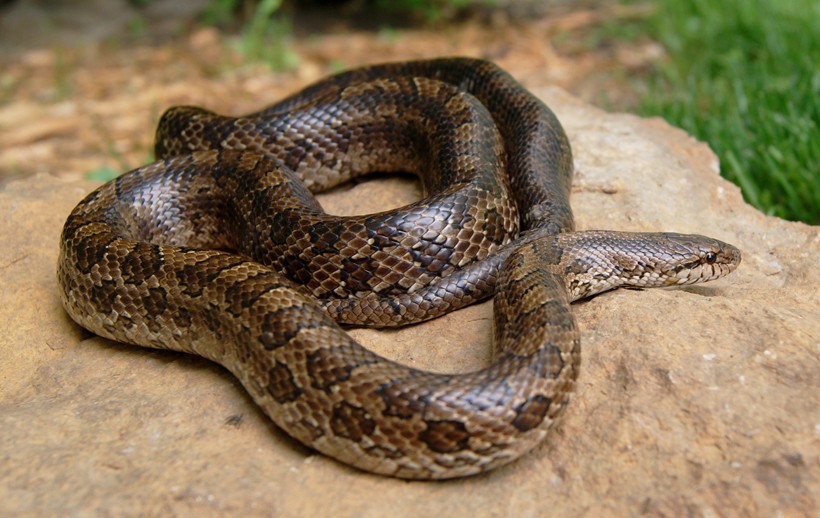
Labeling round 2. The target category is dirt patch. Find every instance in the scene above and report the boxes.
[0,0,661,186]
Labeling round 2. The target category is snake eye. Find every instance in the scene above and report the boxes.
[705,252,717,264]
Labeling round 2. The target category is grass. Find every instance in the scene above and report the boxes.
[202,0,299,71]
[237,0,299,70]
[626,0,819,224]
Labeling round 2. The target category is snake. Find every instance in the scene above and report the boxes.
[57,58,741,479]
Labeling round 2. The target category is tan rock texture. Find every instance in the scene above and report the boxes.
[1,88,817,516]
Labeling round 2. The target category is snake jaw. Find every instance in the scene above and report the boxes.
[664,236,742,285]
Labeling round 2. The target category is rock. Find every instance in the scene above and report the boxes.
[0,87,817,516]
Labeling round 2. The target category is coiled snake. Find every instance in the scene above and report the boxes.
[57,58,740,479]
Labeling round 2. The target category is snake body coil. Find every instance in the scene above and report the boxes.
[58,58,740,479]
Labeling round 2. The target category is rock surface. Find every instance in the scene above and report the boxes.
[1,87,817,516]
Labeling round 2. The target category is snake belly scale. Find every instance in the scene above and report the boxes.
[57,58,741,479]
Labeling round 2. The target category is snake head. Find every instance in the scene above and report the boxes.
[655,232,742,285]
[560,230,741,300]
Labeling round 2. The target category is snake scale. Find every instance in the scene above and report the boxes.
[57,58,741,479]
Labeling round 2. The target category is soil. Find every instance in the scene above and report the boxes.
[0,0,663,187]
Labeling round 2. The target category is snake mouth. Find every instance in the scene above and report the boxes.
[663,235,741,284]
[671,256,740,284]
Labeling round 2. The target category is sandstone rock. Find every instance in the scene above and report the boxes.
[0,88,817,516]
